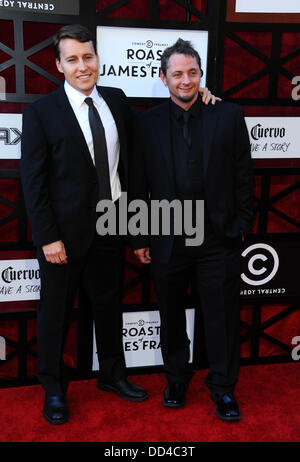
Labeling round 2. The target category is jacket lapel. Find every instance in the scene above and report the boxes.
[55,85,95,171]
[98,86,126,149]
[153,102,176,191]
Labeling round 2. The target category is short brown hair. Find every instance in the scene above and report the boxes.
[53,24,97,60]
[160,38,202,76]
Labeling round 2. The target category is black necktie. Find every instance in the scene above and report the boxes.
[85,97,112,201]
[182,111,191,148]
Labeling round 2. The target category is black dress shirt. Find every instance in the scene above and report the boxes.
[169,95,204,199]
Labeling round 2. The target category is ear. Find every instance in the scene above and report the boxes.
[56,59,63,74]
[160,70,167,87]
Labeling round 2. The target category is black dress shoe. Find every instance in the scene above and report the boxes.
[162,382,186,408]
[43,394,69,425]
[213,392,241,421]
[97,378,148,402]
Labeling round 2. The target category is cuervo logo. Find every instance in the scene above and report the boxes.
[1,266,40,284]
[251,123,286,141]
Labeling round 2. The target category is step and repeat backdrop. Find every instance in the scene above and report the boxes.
[2,114,300,160]
[0,0,299,377]
[0,234,299,369]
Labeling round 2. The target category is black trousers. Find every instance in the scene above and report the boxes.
[151,231,242,397]
[36,232,126,396]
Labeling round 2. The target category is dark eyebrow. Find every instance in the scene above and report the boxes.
[171,67,198,74]
[65,53,94,59]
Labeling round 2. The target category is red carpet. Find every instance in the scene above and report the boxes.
[0,363,299,443]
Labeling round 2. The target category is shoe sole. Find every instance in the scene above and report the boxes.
[97,383,148,402]
[43,410,69,425]
[162,397,186,408]
[216,409,242,421]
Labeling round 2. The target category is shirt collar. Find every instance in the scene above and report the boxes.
[64,81,102,108]
[170,94,202,121]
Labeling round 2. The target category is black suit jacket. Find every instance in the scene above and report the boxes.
[21,85,132,256]
[129,99,253,263]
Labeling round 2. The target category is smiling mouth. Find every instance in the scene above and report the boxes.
[77,74,92,80]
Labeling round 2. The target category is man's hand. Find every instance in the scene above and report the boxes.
[199,87,222,105]
[42,240,68,265]
[134,248,151,264]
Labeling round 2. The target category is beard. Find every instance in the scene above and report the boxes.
[175,88,199,106]
[177,93,197,102]
[168,85,199,108]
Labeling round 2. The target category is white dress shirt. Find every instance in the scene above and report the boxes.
[64,80,122,202]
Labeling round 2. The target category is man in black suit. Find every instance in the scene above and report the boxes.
[130,39,253,421]
[20,24,149,425]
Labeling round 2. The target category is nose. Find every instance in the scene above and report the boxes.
[78,58,88,71]
[181,73,191,85]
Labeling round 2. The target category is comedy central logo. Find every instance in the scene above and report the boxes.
[241,243,279,286]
